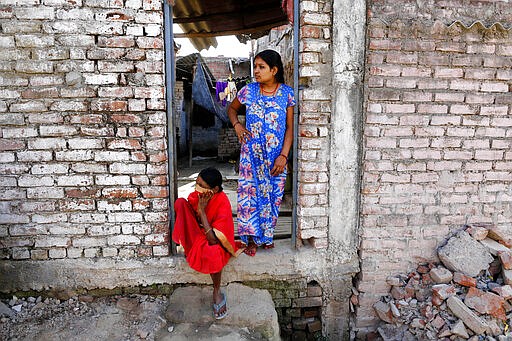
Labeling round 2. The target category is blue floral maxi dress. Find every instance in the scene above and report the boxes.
[236,82,296,246]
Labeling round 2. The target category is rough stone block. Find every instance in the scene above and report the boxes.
[465,287,506,320]
[446,296,488,335]
[438,230,494,277]
[166,283,280,341]
[432,284,456,301]
[487,227,510,242]
[480,238,510,256]
[373,301,393,324]
[503,269,512,286]
[293,297,322,308]
[453,272,477,287]
[390,286,406,300]
[429,267,453,283]
[307,285,322,297]
[451,320,469,338]
[491,285,512,300]
[498,251,512,270]
[466,224,489,240]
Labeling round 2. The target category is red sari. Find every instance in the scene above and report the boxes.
[172,191,240,274]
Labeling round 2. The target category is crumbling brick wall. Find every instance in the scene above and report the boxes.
[294,1,333,248]
[0,1,169,259]
[358,0,512,334]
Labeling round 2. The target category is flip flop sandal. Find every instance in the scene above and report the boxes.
[213,292,227,320]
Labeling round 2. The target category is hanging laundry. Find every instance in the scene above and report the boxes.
[192,59,229,123]
[224,81,237,102]
[215,81,228,106]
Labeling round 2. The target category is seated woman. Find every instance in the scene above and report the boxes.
[172,167,242,320]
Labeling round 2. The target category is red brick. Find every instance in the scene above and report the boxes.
[21,88,59,98]
[98,36,135,48]
[149,152,167,163]
[91,100,127,112]
[465,287,506,320]
[0,140,25,151]
[136,37,163,49]
[132,199,150,210]
[109,114,141,123]
[498,251,512,270]
[141,186,168,198]
[65,188,100,198]
[107,139,142,150]
[144,233,169,246]
[453,272,476,287]
[131,151,147,162]
[301,26,322,38]
[102,188,138,198]
[137,246,152,257]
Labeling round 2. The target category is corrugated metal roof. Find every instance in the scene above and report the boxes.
[175,53,215,83]
[172,0,289,51]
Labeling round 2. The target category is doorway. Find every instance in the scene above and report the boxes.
[164,1,297,249]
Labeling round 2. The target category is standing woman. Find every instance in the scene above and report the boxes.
[228,49,295,256]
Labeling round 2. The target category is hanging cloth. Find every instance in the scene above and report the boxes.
[192,59,229,123]
[224,81,237,102]
[216,81,228,106]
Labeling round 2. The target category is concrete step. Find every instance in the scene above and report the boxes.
[164,283,280,341]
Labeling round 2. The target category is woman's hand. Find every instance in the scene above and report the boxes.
[197,190,213,212]
[271,154,287,176]
[234,124,252,144]
[196,191,218,245]
[228,98,252,144]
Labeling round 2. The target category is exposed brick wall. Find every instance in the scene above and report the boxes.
[295,1,332,248]
[257,2,332,249]
[203,57,250,81]
[217,127,239,162]
[358,0,512,332]
[243,279,324,340]
[0,1,169,259]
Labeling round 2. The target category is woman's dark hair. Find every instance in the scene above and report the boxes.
[199,167,223,192]
[255,49,285,84]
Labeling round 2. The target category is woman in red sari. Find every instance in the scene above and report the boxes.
[172,167,241,319]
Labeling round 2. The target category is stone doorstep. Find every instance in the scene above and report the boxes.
[165,283,281,341]
[0,239,359,294]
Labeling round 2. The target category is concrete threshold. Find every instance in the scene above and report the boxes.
[0,240,359,293]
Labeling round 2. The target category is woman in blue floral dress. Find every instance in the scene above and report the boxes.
[228,50,295,256]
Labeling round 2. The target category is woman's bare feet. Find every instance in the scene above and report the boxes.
[242,240,257,256]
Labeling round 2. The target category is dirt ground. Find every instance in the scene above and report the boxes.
[0,292,267,341]
[0,294,171,341]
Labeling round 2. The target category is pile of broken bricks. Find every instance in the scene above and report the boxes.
[372,224,512,340]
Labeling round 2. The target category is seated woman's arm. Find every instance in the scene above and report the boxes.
[197,191,219,245]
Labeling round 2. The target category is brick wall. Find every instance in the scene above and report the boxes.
[217,127,239,162]
[203,56,250,80]
[358,0,512,332]
[0,1,169,260]
[257,1,333,249]
[295,1,332,248]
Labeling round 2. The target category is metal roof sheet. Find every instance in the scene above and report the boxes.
[172,0,289,51]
